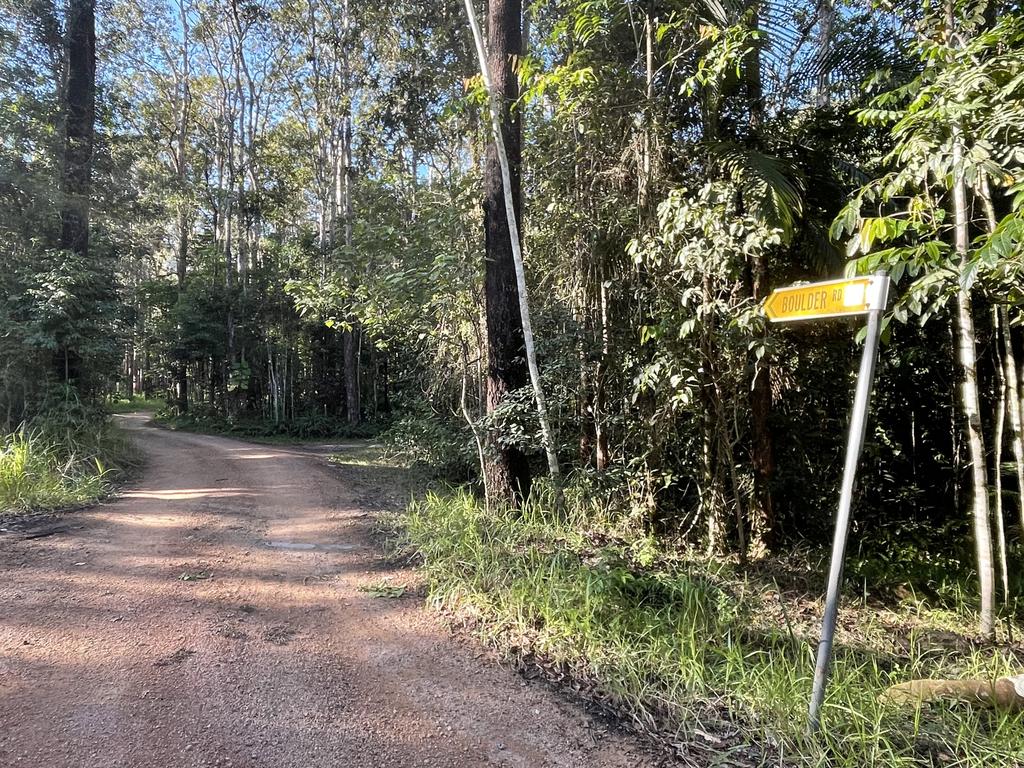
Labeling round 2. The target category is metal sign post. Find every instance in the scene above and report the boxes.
[765,274,891,733]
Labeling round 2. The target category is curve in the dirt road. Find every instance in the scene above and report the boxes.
[0,414,665,768]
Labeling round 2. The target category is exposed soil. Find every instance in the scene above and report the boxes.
[0,413,670,767]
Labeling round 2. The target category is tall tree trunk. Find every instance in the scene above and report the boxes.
[60,0,95,257]
[1004,313,1024,537]
[222,89,237,416]
[814,0,835,107]
[57,0,96,386]
[377,349,391,416]
[956,289,995,637]
[340,129,360,424]
[175,219,189,414]
[741,4,774,553]
[174,0,191,414]
[126,342,135,398]
[594,271,610,470]
[639,2,654,210]
[993,310,1010,601]
[477,0,532,502]
[229,0,250,295]
[344,327,359,426]
[952,125,994,638]
[980,176,1024,541]
[339,0,360,427]
[747,251,774,554]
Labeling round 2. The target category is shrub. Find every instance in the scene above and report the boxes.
[1,417,136,514]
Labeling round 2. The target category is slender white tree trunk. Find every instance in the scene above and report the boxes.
[993,310,1010,601]
[641,6,653,206]
[980,175,1024,540]
[1012,347,1024,534]
[952,126,994,637]
[461,342,490,509]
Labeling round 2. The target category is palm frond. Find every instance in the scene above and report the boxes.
[693,0,744,27]
[695,0,915,109]
[708,141,804,238]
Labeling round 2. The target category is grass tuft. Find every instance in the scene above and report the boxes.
[0,421,137,515]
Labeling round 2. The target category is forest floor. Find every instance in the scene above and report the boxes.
[0,413,668,768]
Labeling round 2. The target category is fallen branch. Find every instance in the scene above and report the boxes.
[882,674,1024,712]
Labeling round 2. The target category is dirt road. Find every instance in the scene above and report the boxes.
[0,414,663,768]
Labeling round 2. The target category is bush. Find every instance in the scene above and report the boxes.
[1,413,137,514]
[156,407,381,441]
[380,407,477,481]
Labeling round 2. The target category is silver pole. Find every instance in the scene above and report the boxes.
[808,299,886,732]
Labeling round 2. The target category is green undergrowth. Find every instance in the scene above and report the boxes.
[398,486,1024,767]
[327,444,397,468]
[1,417,138,515]
[105,395,166,414]
[156,406,381,442]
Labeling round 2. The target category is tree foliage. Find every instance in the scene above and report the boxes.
[1,0,1023,633]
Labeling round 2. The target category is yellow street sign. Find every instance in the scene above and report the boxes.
[764,276,889,323]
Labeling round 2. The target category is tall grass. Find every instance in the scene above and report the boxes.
[1,421,136,514]
[400,487,1024,767]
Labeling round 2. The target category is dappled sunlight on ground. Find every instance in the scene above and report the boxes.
[0,421,654,767]
[122,487,254,501]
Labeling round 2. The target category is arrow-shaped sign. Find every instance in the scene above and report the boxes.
[764,276,889,323]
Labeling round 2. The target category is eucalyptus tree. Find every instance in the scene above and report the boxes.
[112,0,200,411]
[464,0,563,504]
[0,0,124,402]
[278,0,365,424]
[472,0,535,502]
[59,0,96,258]
[53,0,99,388]
[169,0,196,413]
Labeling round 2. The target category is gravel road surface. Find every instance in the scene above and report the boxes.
[0,414,664,768]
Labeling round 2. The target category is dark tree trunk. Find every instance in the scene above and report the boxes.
[126,343,135,397]
[344,325,360,426]
[378,351,391,416]
[60,0,95,256]
[748,255,775,548]
[174,358,188,414]
[371,344,392,418]
[56,0,96,385]
[483,0,531,503]
[742,7,775,551]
